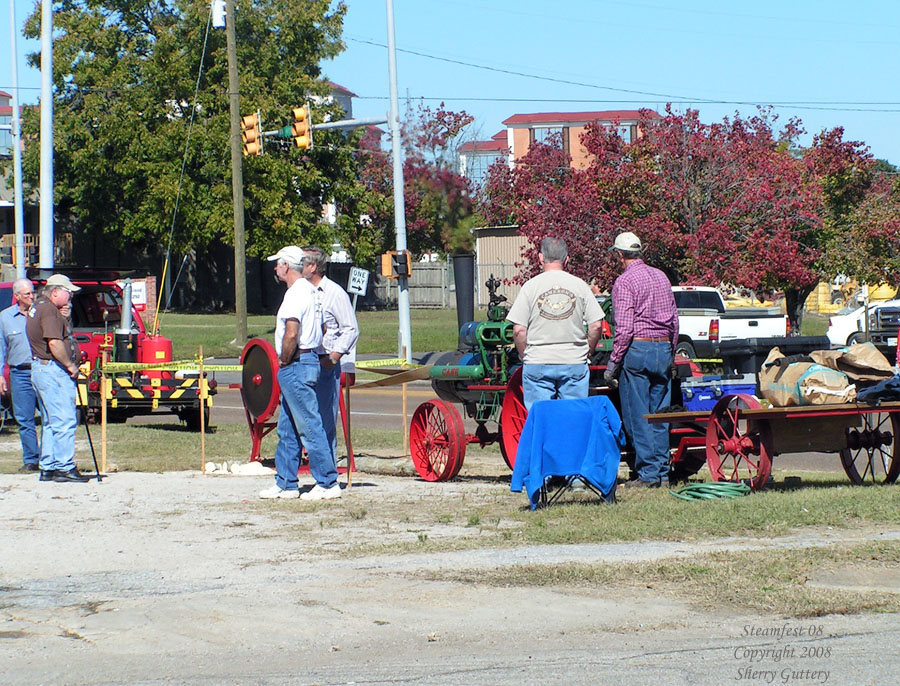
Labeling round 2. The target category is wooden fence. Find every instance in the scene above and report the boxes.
[371,261,524,309]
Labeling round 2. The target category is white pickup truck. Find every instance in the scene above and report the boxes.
[673,286,790,358]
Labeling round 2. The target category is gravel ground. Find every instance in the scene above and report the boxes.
[2,470,900,685]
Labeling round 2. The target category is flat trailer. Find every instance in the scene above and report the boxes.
[646,395,900,490]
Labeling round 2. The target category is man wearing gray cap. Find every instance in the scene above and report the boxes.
[0,278,39,472]
[26,274,89,483]
[606,232,679,488]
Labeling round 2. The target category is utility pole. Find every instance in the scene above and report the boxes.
[225,0,248,345]
[386,0,412,364]
[39,0,53,268]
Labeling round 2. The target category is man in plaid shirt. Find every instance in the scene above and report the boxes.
[605,232,679,488]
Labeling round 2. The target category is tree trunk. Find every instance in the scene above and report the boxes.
[784,285,816,336]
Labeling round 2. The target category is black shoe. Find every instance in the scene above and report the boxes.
[53,468,91,483]
[19,463,40,473]
[623,478,661,489]
[39,469,57,481]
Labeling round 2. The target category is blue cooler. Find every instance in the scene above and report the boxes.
[680,374,757,411]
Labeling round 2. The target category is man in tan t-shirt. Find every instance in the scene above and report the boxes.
[507,237,605,410]
[26,274,88,483]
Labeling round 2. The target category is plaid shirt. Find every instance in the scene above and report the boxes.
[610,259,679,364]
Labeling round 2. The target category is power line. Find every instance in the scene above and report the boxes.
[347,37,900,115]
[352,94,900,114]
[347,37,714,102]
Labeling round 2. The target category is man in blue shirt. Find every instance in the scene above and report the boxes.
[0,279,39,472]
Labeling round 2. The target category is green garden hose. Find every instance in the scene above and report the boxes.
[668,482,751,500]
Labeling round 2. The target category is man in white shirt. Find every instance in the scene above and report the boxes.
[301,245,360,466]
[259,246,339,501]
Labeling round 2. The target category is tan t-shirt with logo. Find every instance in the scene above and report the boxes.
[506,270,604,365]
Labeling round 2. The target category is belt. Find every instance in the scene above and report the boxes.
[633,337,669,342]
[289,348,315,362]
[12,363,31,370]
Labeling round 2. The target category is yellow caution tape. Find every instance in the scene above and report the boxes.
[356,358,421,369]
[101,361,243,372]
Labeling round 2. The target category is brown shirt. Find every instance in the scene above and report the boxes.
[26,297,73,362]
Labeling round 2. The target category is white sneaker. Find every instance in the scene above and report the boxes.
[259,485,299,500]
[300,484,342,501]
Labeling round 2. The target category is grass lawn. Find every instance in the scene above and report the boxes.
[156,308,482,358]
[156,308,830,359]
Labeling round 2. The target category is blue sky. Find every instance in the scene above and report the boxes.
[4,0,900,163]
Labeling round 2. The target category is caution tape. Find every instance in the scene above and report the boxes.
[100,361,243,372]
[356,358,422,369]
[692,358,723,364]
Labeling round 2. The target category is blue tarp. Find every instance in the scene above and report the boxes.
[510,395,626,509]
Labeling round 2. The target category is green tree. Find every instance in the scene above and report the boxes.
[20,0,373,262]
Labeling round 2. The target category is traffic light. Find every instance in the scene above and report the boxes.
[291,104,313,150]
[241,112,262,156]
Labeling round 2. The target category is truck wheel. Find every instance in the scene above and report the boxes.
[182,406,210,432]
[675,341,696,359]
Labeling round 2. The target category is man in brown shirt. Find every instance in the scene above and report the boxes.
[26,274,88,483]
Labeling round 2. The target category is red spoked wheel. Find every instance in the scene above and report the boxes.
[499,367,527,470]
[705,394,773,491]
[840,411,900,484]
[409,399,466,481]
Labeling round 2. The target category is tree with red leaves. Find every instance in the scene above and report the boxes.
[360,102,481,259]
[483,107,832,331]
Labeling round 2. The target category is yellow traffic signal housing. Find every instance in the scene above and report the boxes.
[241,113,262,156]
[292,104,313,149]
[380,251,412,279]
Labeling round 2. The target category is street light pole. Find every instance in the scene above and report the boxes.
[386,0,412,364]
[39,0,54,268]
[225,0,248,346]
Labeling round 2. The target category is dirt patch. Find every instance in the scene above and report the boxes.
[3,470,900,685]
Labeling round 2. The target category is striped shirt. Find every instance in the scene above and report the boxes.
[610,259,679,365]
[313,275,360,373]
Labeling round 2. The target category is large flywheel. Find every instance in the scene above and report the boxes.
[240,339,281,461]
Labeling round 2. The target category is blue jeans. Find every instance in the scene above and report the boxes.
[10,367,39,466]
[31,361,77,472]
[315,363,342,464]
[619,341,672,483]
[274,353,335,490]
[522,363,589,411]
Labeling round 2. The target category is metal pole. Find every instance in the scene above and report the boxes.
[39,0,54,268]
[225,0,248,345]
[8,0,26,277]
[385,0,412,364]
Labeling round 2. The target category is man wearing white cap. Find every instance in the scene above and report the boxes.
[607,232,679,488]
[259,246,339,501]
[26,274,89,483]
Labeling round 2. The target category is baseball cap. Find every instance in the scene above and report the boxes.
[611,231,642,252]
[266,246,305,266]
[46,274,82,293]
